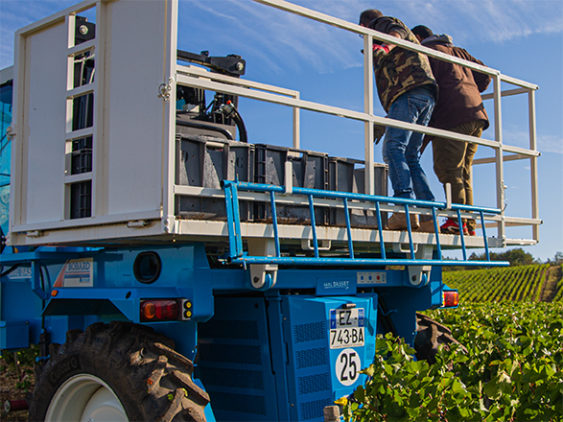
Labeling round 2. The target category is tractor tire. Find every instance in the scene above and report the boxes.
[414,313,467,364]
[29,321,209,422]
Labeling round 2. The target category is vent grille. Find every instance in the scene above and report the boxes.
[212,392,267,415]
[198,343,262,365]
[300,399,333,420]
[198,319,259,339]
[198,367,264,389]
[296,347,328,369]
[298,373,331,394]
[294,321,326,343]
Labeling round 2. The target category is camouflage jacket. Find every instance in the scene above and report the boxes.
[369,17,437,112]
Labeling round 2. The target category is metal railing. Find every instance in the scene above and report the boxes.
[223,180,509,267]
[175,0,540,247]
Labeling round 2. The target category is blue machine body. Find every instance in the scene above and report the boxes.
[0,72,504,421]
[0,240,449,422]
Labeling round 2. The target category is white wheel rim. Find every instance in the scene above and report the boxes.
[45,374,128,422]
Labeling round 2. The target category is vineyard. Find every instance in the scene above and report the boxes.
[343,302,563,421]
[343,263,563,421]
[443,263,562,303]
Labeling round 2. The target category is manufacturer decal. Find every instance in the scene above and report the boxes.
[54,258,94,287]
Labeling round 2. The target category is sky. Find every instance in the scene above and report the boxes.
[0,0,562,261]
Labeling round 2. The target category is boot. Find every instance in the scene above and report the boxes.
[385,213,419,231]
[440,218,468,235]
[417,218,436,233]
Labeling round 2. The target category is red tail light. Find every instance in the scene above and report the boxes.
[140,299,179,322]
[443,290,459,308]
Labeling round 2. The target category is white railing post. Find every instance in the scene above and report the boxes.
[363,35,374,195]
[528,89,539,242]
[493,74,506,245]
[293,92,300,149]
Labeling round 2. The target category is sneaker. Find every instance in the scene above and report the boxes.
[416,219,436,233]
[440,218,469,235]
[385,213,419,231]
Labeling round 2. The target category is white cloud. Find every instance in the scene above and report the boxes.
[537,133,563,155]
[295,0,563,43]
[501,128,563,155]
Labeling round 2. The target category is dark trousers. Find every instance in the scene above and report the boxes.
[432,120,485,231]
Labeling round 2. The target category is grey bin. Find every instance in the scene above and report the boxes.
[328,157,388,228]
[254,144,329,225]
[175,134,254,221]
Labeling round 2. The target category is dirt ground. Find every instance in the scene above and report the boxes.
[0,353,34,422]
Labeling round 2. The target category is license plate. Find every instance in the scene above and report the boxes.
[330,327,365,349]
[329,307,365,349]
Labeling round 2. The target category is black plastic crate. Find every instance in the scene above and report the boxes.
[328,157,388,228]
[70,136,93,174]
[70,180,92,219]
[175,134,254,221]
[254,144,329,225]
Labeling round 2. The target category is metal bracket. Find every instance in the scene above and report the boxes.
[301,239,331,251]
[158,77,175,102]
[407,245,433,286]
[247,238,278,289]
[6,125,15,140]
[249,264,278,289]
[127,219,148,228]
[392,242,418,254]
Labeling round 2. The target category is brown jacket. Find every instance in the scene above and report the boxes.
[422,34,490,131]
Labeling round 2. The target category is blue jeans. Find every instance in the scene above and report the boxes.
[382,86,436,201]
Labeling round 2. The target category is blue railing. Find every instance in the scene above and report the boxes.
[223,180,508,267]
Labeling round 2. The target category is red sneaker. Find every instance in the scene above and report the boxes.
[440,218,468,235]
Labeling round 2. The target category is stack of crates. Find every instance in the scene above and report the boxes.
[254,144,329,225]
[175,134,255,220]
[328,157,388,228]
[174,133,388,229]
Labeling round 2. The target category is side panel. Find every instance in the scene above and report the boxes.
[283,296,377,421]
[196,294,377,422]
[102,0,175,216]
[0,73,13,236]
[9,0,178,242]
[197,296,280,421]
[19,21,68,225]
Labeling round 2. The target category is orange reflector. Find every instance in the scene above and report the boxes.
[140,299,179,322]
[443,290,459,307]
[51,290,58,297]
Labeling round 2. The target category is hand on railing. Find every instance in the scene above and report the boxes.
[373,123,386,144]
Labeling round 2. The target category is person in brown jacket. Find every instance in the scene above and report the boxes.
[411,25,491,236]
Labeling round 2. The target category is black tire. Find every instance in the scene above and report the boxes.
[29,321,209,422]
[414,313,467,363]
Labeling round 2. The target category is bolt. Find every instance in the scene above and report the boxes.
[79,25,88,35]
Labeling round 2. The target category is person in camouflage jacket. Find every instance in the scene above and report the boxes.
[359,9,438,232]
